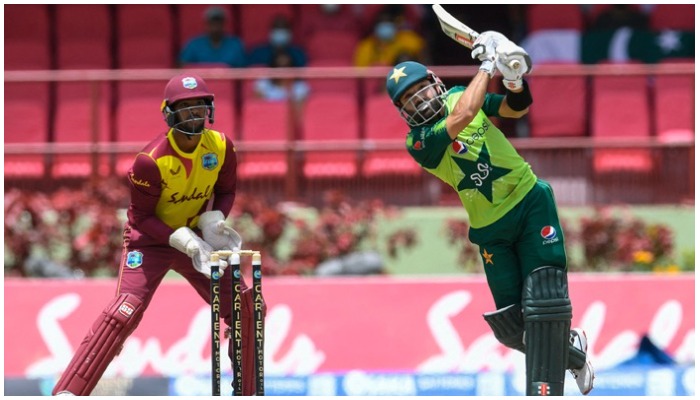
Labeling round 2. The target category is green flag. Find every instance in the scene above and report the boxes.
[581,27,694,64]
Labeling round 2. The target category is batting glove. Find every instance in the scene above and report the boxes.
[169,226,218,277]
[198,210,243,252]
[479,59,497,78]
[471,31,508,62]
[496,41,532,91]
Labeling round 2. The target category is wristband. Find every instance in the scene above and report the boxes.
[505,80,532,111]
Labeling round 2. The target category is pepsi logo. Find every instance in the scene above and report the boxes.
[540,226,557,240]
[452,141,468,154]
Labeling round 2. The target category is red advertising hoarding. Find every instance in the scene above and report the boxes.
[4,274,694,379]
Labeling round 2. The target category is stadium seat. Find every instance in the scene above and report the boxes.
[527,4,584,32]
[4,82,50,177]
[239,4,294,48]
[54,5,113,178]
[56,5,112,69]
[115,81,168,175]
[52,82,113,178]
[116,4,174,68]
[238,99,291,178]
[301,93,359,178]
[306,60,359,95]
[176,4,236,47]
[649,4,694,31]
[527,63,587,137]
[591,71,652,173]
[654,60,694,142]
[5,4,51,70]
[306,31,359,65]
[297,4,361,40]
[362,94,420,176]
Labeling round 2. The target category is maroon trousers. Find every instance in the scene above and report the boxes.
[53,244,261,395]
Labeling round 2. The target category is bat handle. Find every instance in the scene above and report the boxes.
[509,60,520,70]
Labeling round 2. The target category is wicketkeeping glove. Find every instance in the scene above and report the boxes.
[197,210,243,252]
[169,226,219,277]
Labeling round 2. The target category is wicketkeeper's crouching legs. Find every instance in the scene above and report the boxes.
[225,285,266,396]
[52,293,145,396]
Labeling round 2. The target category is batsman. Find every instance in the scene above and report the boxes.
[52,73,264,396]
[386,31,594,395]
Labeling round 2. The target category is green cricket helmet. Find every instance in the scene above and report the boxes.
[386,61,446,127]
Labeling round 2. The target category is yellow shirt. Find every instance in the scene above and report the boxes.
[354,30,426,67]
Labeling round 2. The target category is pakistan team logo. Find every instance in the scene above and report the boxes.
[452,144,511,203]
[202,153,218,170]
[126,251,143,269]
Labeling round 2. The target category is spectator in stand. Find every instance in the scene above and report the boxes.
[254,49,310,104]
[589,5,649,31]
[178,6,246,67]
[247,14,307,67]
[353,6,428,67]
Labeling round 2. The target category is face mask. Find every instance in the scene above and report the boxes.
[375,21,396,41]
[269,28,291,47]
[320,4,340,14]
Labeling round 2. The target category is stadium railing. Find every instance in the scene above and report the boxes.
[4,64,694,206]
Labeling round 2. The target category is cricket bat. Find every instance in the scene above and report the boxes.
[432,4,521,70]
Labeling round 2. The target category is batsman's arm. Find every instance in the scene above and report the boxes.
[498,80,532,119]
[444,71,491,139]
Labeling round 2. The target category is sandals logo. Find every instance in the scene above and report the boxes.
[129,172,150,188]
[168,185,212,204]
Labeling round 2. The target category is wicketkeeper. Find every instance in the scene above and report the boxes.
[385,32,594,395]
[53,74,265,396]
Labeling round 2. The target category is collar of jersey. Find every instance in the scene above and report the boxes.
[167,128,207,159]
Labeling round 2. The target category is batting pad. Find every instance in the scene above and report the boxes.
[522,266,572,396]
[52,293,145,395]
[483,303,526,352]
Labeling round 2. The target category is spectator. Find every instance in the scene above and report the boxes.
[353,7,428,67]
[254,49,310,103]
[590,5,649,31]
[247,14,307,67]
[178,6,246,68]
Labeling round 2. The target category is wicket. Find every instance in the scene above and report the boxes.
[210,250,265,396]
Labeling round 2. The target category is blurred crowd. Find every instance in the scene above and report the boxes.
[173,4,693,102]
[176,4,693,68]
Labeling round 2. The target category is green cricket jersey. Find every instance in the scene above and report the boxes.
[405,86,537,228]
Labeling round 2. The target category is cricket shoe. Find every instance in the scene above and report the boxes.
[54,391,75,396]
[569,328,594,395]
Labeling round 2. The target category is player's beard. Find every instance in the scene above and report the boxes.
[416,96,444,124]
[185,119,205,133]
[176,118,205,135]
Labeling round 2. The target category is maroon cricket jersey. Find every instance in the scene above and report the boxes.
[124,128,237,247]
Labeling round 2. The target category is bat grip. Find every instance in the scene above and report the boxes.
[509,60,521,70]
